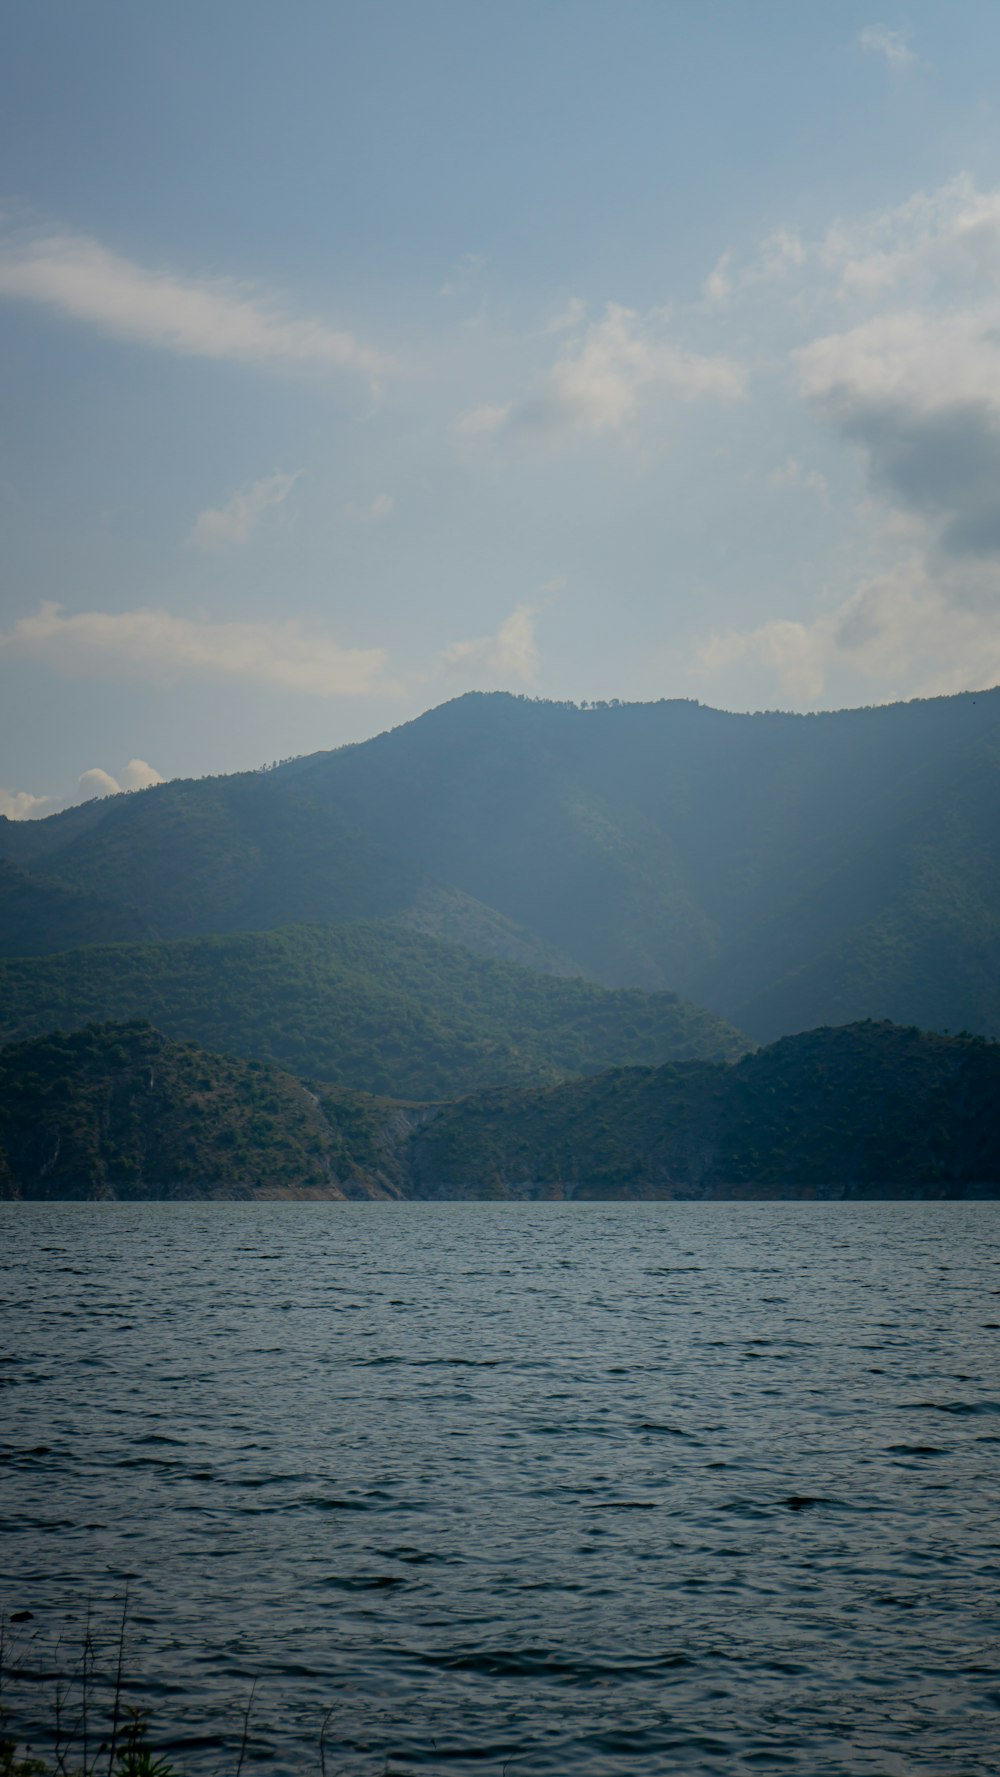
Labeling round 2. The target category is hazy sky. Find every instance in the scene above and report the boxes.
[4,0,1000,815]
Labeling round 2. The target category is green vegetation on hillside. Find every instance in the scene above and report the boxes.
[410,1022,1000,1199]
[0,774,576,976]
[0,922,747,1100]
[4,687,999,1041]
[0,1022,399,1201]
[726,741,1000,1039]
[0,859,154,956]
[293,688,1000,1037]
[3,1020,996,1202]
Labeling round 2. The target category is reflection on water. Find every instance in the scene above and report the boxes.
[2,1201,999,1774]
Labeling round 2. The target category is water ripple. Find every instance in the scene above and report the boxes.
[2,1199,1000,1774]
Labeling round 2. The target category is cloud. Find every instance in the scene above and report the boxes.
[819,175,1000,302]
[188,471,299,550]
[697,558,1000,705]
[77,759,165,801]
[0,224,389,378]
[0,602,398,697]
[77,767,123,800]
[0,757,166,821]
[797,309,1000,557]
[699,614,831,705]
[755,228,806,282]
[457,303,745,444]
[780,178,1000,559]
[521,303,745,434]
[440,252,487,298]
[708,176,1000,316]
[703,251,733,306]
[455,402,513,438]
[443,602,540,685]
[859,24,917,71]
[0,787,50,819]
[844,397,1000,556]
[120,758,166,791]
[702,230,804,305]
[768,456,829,500]
[545,296,587,333]
[691,175,1000,705]
[796,306,1000,412]
[344,492,394,522]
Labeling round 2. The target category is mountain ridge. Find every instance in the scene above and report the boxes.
[3,685,999,1041]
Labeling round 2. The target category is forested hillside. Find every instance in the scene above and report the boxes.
[0,858,154,956]
[0,922,746,1099]
[0,1022,401,1201]
[3,1020,996,1201]
[3,686,998,1041]
[0,771,572,975]
[298,689,1000,1037]
[410,1022,1000,1199]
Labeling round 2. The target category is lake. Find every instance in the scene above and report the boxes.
[2,1201,999,1774]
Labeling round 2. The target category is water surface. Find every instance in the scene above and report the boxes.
[2,1201,999,1774]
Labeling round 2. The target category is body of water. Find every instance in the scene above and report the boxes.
[2,1201,999,1774]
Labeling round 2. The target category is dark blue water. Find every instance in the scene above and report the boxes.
[2,1201,1000,1775]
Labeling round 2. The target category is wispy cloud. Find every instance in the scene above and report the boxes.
[693,174,1000,703]
[0,224,390,378]
[545,296,587,334]
[457,302,745,444]
[443,601,541,685]
[188,471,299,550]
[440,252,487,298]
[455,401,513,438]
[704,172,1000,315]
[767,456,829,501]
[696,557,1000,705]
[344,492,394,522]
[702,229,804,306]
[0,602,399,697]
[819,174,1000,300]
[859,24,917,71]
[702,251,733,306]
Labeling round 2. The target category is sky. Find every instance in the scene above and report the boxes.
[4,0,1000,816]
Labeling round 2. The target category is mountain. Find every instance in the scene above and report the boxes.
[408,1022,1000,1200]
[0,771,575,976]
[293,689,1000,1038]
[4,686,999,1040]
[0,922,747,1099]
[0,1021,401,1202]
[4,1020,996,1202]
[0,858,155,956]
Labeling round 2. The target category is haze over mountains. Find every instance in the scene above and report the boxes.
[2,685,998,1044]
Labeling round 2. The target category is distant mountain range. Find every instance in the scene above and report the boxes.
[2,1020,997,1201]
[2,686,997,1044]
